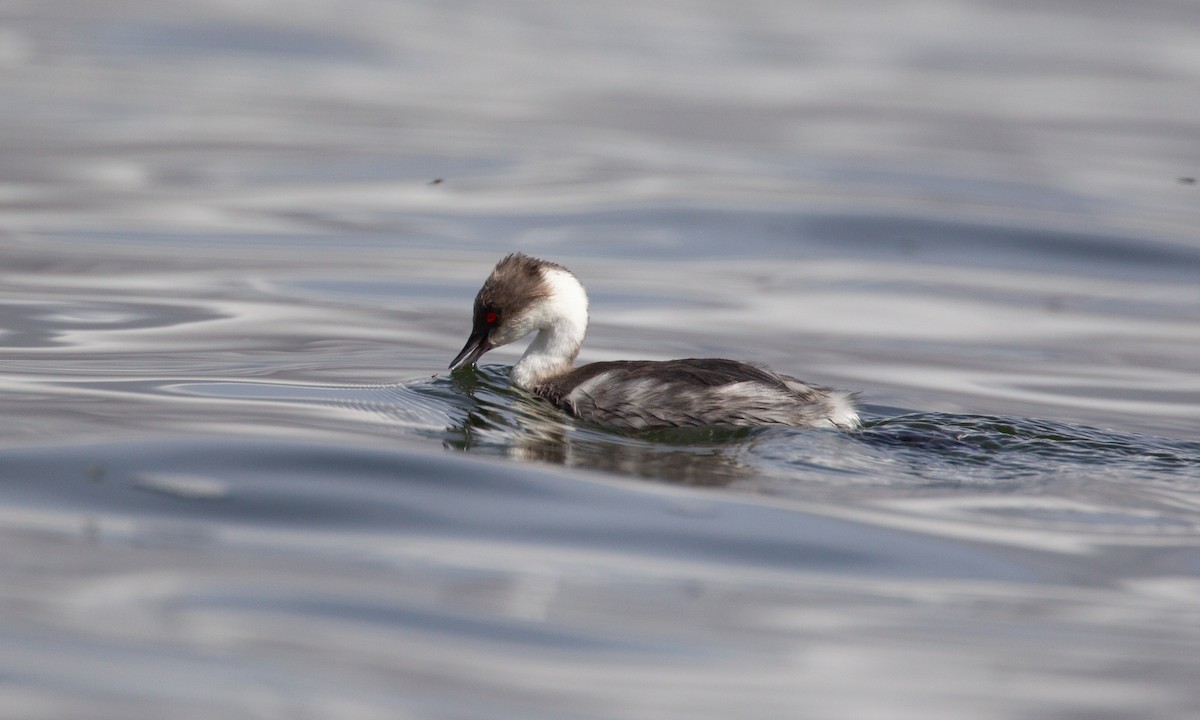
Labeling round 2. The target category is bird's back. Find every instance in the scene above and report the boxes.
[533,358,859,430]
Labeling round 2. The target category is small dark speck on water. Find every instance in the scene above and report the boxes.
[1178,176,1196,185]
[429,178,444,185]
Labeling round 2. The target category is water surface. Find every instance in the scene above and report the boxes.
[2,1,1200,718]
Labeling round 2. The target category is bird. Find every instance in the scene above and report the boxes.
[450,253,859,430]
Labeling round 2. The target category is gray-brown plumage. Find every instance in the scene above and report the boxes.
[450,253,860,430]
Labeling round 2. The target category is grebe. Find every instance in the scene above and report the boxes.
[449,253,860,430]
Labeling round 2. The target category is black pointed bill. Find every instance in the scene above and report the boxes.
[449,330,491,370]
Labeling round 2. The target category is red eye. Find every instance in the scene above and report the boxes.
[484,311,498,324]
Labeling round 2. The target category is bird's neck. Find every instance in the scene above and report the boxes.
[510,268,588,389]
[510,324,581,388]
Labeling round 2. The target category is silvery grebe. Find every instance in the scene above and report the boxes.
[450,253,860,430]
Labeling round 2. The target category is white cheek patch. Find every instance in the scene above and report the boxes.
[491,313,535,346]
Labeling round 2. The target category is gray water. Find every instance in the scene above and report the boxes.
[3,1,1200,718]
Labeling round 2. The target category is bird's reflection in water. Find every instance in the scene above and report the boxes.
[443,365,754,487]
